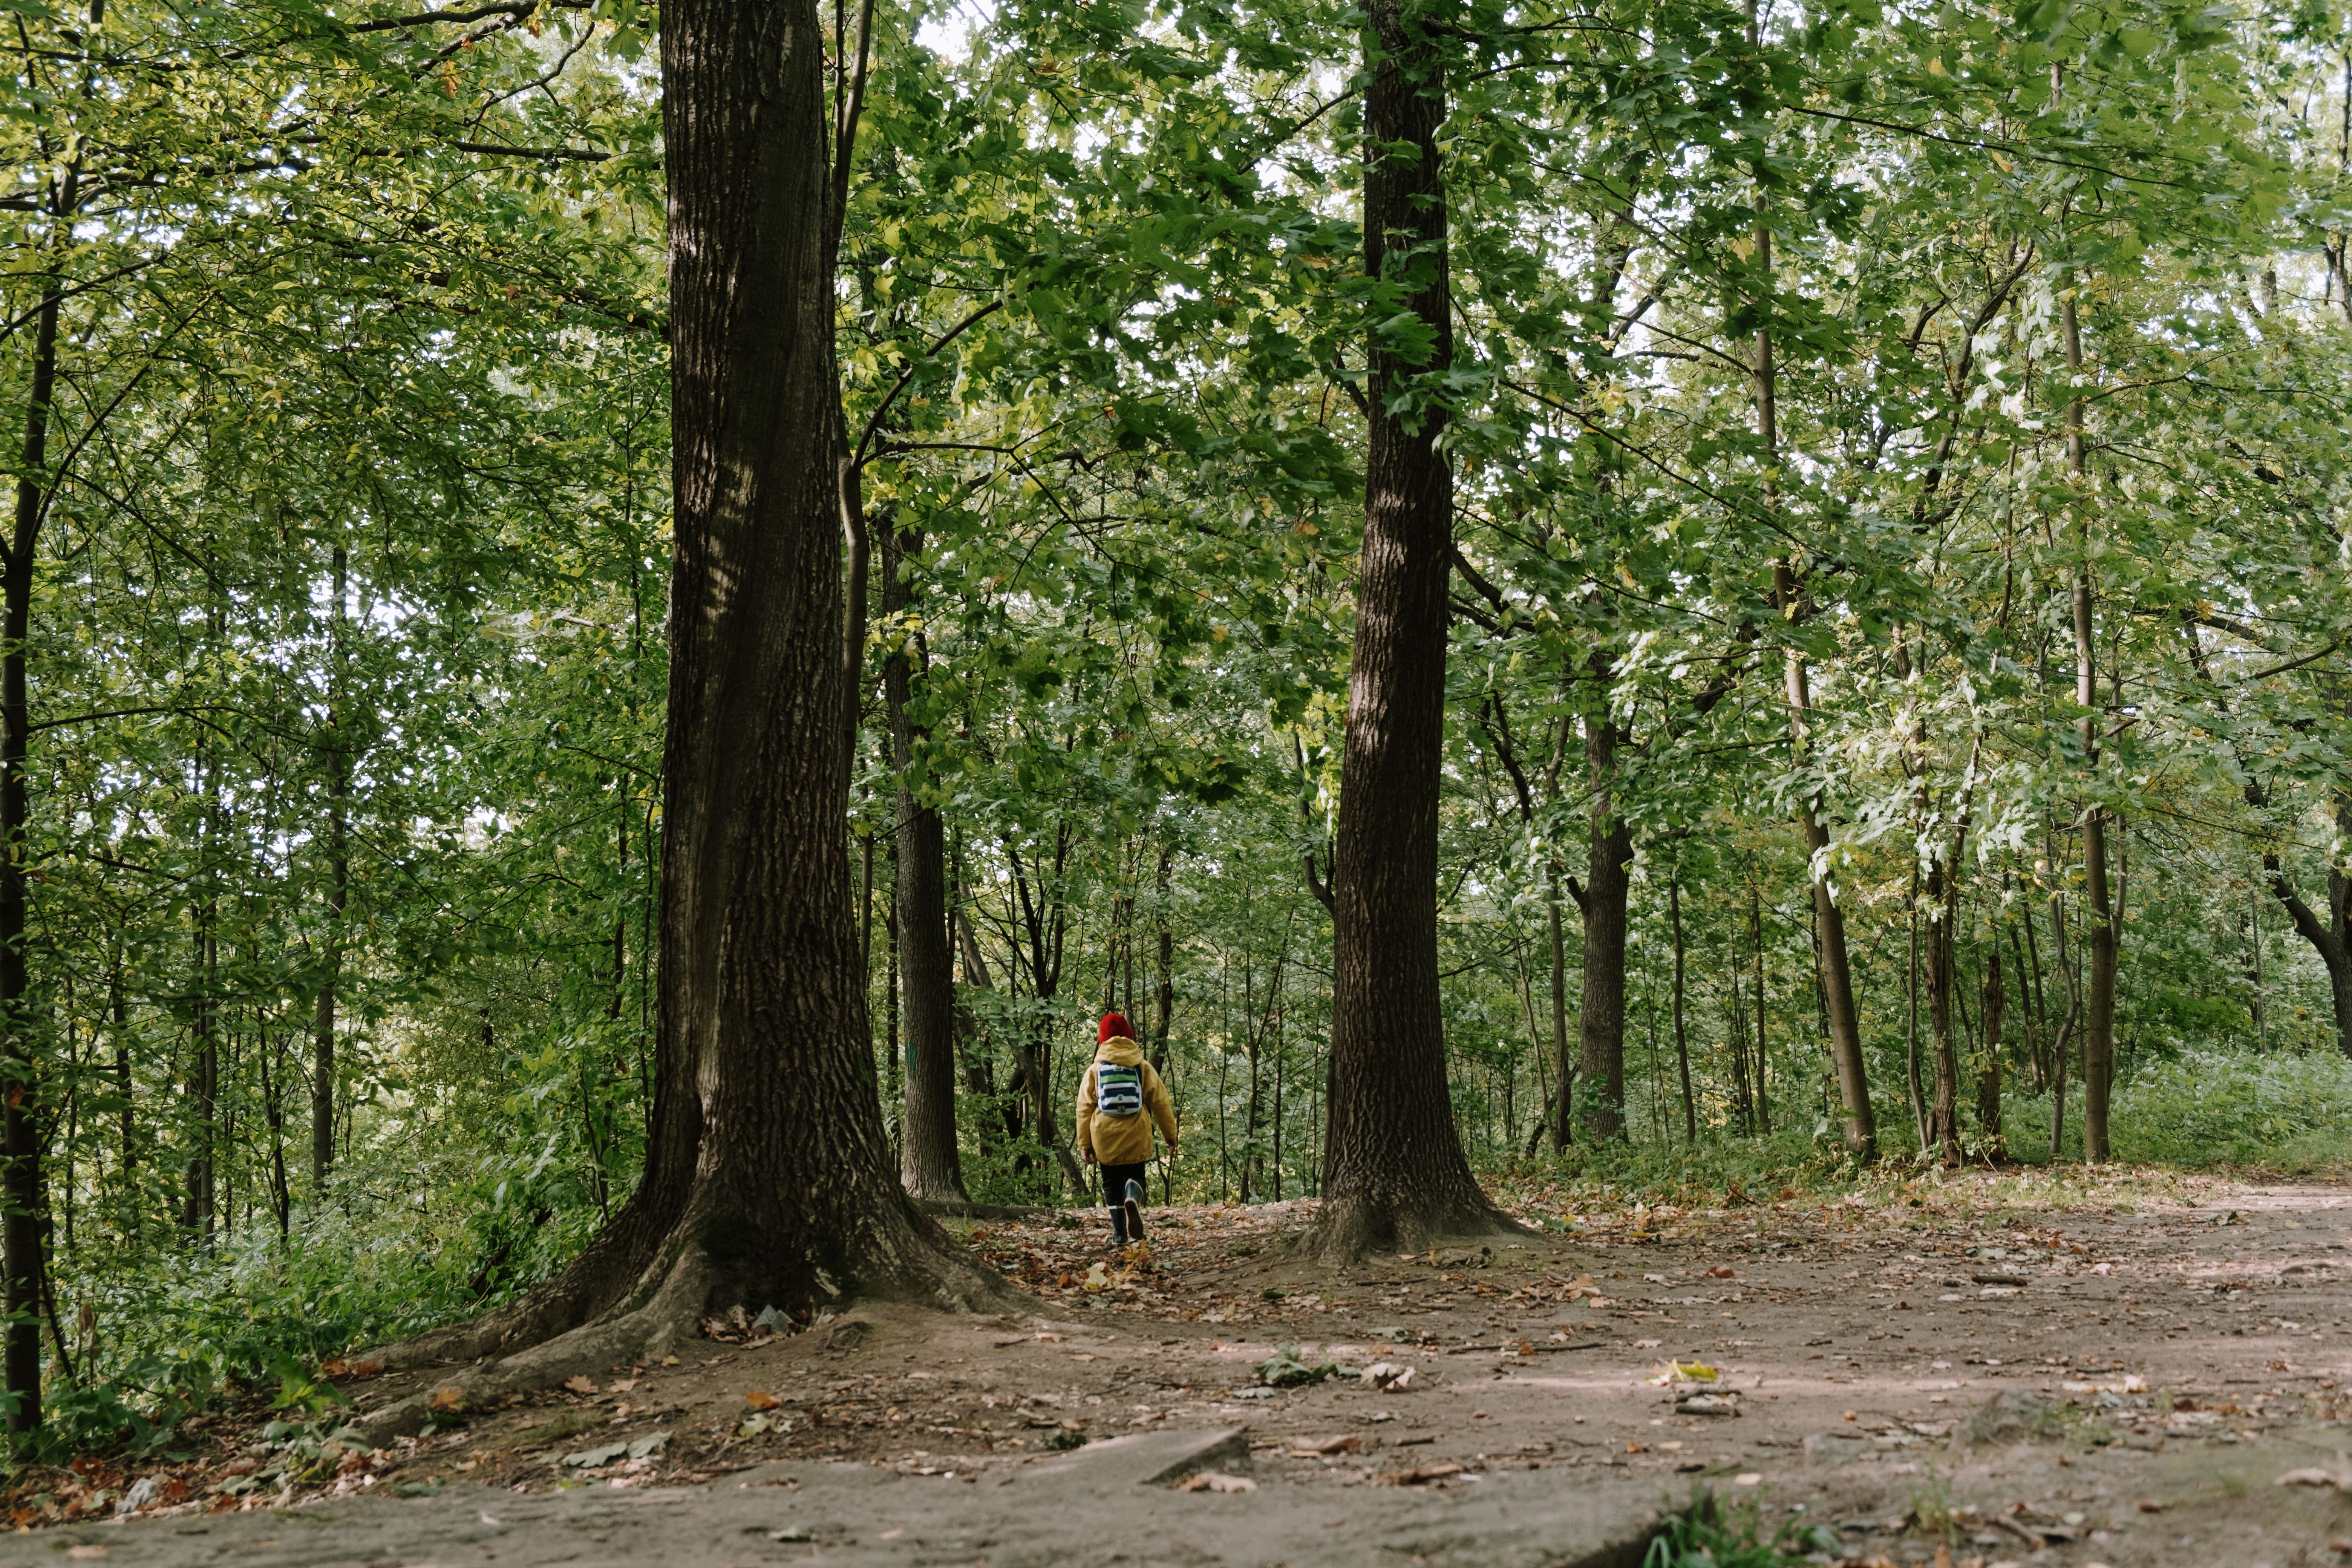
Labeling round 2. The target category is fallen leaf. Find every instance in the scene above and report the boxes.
[610,1378,639,1393]
[562,1375,598,1395]
[1360,1362,1416,1391]
[2278,1466,2352,1488]
[1291,1434,1362,1455]
[1704,1266,1735,1279]
[66,1547,106,1560]
[1383,1462,1464,1485]
[1178,1470,1257,1493]
[429,1385,466,1412]
[745,1389,781,1411]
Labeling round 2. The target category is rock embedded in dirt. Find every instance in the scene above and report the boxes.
[1969,1390,2056,1444]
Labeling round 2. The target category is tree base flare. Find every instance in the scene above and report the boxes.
[1301,1194,1526,1266]
[352,1202,1013,1439]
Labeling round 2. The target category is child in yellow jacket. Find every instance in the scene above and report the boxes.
[1076,1012,1179,1247]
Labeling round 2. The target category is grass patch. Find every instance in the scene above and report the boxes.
[1645,1487,1841,1566]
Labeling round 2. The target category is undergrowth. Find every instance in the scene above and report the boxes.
[1645,1488,1841,1566]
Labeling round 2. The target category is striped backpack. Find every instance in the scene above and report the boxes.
[1095,1062,1144,1117]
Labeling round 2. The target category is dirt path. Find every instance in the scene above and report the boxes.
[15,1171,2352,1566]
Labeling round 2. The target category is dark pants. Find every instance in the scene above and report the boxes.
[1101,1161,1147,1210]
[1102,1162,1146,1243]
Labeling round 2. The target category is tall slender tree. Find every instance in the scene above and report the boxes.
[1312,0,1501,1258]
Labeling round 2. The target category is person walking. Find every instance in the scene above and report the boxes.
[1075,1012,1178,1248]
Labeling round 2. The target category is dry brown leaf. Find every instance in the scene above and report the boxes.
[561,1375,598,1395]
[1290,1434,1362,1455]
[428,1385,466,1412]
[610,1378,639,1392]
[1383,1463,1464,1486]
[745,1389,782,1411]
[1176,1470,1256,1493]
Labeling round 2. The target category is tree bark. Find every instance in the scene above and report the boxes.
[1747,878,1770,1136]
[1573,669,1632,1140]
[1977,941,2004,1153]
[352,0,990,1433]
[1311,0,1499,1257]
[1669,874,1695,1144]
[884,522,964,1201]
[1924,863,1962,1162]
[2063,292,2117,1164]
[1780,634,1876,1159]
[1152,841,1174,1073]
[0,224,66,1433]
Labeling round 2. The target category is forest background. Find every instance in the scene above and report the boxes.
[2,0,2351,1451]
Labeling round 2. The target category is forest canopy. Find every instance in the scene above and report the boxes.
[2,0,2350,1446]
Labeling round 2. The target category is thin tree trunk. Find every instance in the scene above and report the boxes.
[1906,864,1925,1151]
[1153,841,1174,1073]
[1748,878,1770,1136]
[1313,0,1498,1257]
[1978,941,2004,1155]
[884,521,964,1201]
[1670,875,1695,1145]
[1574,668,1633,1141]
[1751,43,1870,1159]
[1546,868,1571,1151]
[1925,862,1961,1163]
[1779,608,1876,1159]
[2063,291,2117,1163]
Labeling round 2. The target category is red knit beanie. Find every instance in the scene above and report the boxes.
[1098,1012,1134,1043]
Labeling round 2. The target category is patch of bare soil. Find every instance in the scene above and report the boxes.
[18,1173,2352,1567]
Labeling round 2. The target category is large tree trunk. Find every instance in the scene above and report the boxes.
[1573,677,1631,1141]
[0,237,66,1433]
[884,522,965,1201]
[353,0,989,1434]
[1310,0,1499,1259]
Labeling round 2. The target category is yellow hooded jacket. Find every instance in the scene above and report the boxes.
[1075,1036,1177,1167]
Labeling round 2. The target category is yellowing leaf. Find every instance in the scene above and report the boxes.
[429,1385,466,1412]
[745,1389,782,1410]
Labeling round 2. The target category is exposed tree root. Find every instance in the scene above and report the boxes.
[354,1245,718,1441]
[1301,1196,1531,1266]
[352,1196,1019,1439]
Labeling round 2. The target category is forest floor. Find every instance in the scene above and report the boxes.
[10,1167,2352,1566]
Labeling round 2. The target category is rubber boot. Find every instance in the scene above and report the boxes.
[1109,1204,1129,1249]
[1124,1179,1146,1246]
